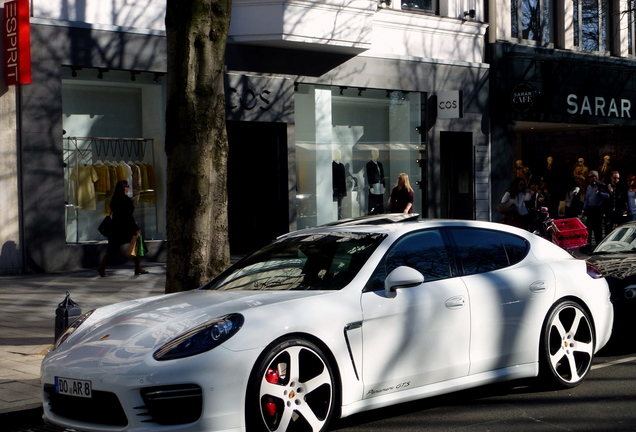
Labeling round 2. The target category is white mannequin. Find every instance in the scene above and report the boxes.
[333,149,341,163]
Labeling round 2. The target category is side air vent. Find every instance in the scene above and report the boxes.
[137,384,203,425]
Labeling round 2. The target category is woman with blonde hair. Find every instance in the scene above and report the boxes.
[388,173,414,213]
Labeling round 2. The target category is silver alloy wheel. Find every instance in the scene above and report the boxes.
[256,341,335,432]
[543,301,595,388]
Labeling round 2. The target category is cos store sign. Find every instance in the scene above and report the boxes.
[226,87,272,112]
[437,91,463,119]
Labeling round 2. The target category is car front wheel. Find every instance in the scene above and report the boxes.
[540,300,595,388]
[247,338,336,432]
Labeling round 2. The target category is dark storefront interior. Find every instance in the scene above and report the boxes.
[513,122,636,214]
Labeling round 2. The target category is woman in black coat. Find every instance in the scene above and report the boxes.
[98,180,148,276]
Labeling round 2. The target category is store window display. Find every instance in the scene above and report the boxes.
[295,85,422,229]
[62,67,166,243]
[514,128,636,232]
[64,138,160,243]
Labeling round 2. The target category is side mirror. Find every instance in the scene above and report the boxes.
[579,243,593,255]
[385,266,424,297]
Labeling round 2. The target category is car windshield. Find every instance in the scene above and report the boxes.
[203,232,386,291]
[594,225,636,253]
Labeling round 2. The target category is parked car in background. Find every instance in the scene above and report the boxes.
[42,217,613,432]
[581,221,636,341]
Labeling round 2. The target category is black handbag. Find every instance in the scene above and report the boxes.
[98,215,113,237]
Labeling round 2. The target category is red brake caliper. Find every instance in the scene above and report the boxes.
[264,368,279,416]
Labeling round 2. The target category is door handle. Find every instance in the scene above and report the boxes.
[445,296,465,309]
[530,280,547,292]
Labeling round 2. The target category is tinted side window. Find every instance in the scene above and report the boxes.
[448,228,527,275]
[365,230,452,291]
[501,232,529,265]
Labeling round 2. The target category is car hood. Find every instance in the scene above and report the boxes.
[45,289,329,369]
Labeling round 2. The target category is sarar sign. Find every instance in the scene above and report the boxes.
[566,94,632,119]
[4,0,31,86]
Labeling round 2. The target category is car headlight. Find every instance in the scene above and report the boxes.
[53,310,95,350]
[153,313,244,361]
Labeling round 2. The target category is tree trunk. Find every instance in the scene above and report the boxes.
[165,0,232,293]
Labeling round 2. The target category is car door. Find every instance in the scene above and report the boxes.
[446,227,555,374]
[360,229,470,398]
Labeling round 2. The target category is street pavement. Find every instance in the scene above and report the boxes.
[0,263,168,421]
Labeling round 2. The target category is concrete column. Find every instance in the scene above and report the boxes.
[0,83,21,274]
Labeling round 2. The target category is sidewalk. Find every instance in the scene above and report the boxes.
[0,264,167,417]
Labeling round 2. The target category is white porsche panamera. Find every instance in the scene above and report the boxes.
[41,217,614,432]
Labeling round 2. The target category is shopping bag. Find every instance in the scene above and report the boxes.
[126,233,139,257]
[137,234,146,257]
[98,216,113,237]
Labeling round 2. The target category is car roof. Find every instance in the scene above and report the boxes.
[319,213,421,226]
[280,215,528,238]
[610,221,636,228]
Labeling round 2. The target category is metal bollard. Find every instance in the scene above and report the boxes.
[54,291,81,341]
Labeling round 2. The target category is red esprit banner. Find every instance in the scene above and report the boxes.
[4,0,31,85]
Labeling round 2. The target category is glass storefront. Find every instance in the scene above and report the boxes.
[61,67,166,243]
[514,123,636,216]
[295,84,423,229]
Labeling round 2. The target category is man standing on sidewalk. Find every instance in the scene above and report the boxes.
[604,171,627,235]
[582,170,609,245]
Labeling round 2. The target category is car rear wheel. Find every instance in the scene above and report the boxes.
[540,300,595,388]
[247,338,336,432]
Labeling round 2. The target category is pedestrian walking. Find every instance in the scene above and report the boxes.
[98,180,148,276]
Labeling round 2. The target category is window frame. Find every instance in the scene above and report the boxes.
[573,0,612,53]
[446,227,530,276]
[401,0,439,15]
[511,0,555,47]
[363,228,458,292]
[627,1,636,56]
[363,226,531,293]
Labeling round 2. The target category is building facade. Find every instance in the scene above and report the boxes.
[0,0,490,273]
[489,0,636,222]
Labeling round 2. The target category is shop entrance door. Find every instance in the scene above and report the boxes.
[227,121,289,254]
[440,131,474,220]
